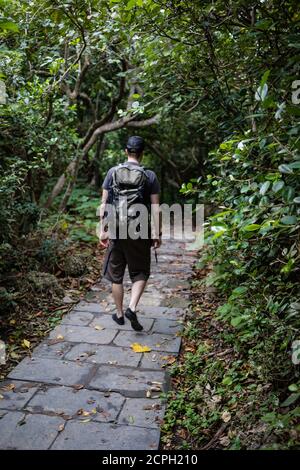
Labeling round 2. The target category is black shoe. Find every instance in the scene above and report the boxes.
[125,308,143,331]
[112,313,125,325]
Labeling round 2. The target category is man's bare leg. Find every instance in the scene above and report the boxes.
[129,280,147,312]
[112,283,124,317]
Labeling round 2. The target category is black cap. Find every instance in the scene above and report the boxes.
[126,135,145,153]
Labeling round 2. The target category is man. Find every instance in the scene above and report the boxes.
[99,135,161,331]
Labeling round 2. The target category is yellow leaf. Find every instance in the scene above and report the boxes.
[23,339,30,348]
[131,343,152,353]
[9,319,16,325]
[60,221,68,230]
[56,335,64,340]
[94,325,104,331]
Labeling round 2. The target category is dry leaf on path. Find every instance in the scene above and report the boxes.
[94,325,104,331]
[0,383,15,392]
[131,343,152,353]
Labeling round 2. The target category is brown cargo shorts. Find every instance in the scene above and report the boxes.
[103,238,152,284]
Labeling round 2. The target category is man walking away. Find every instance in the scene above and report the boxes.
[99,136,161,331]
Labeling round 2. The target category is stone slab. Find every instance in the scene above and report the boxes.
[32,341,72,359]
[60,311,94,326]
[118,398,165,429]
[73,302,107,313]
[64,343,140,368]
[89,365,166,397]
[51,420,159,450]
[114,330,181,353]
[90,315,154,332]
[138,306,186,320]
[140,352,177,370]
[49,325,117,345]
[0,381,39,411]
[151,318,183,335]
[8,357,95,387]
[26,385,124,422]
[0,411,63,449]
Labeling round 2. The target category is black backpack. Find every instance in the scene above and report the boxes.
[110,162,149,237]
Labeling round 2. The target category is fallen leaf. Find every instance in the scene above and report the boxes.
[18,417,26,426]
[9,320,16,325]
[73,384,84,390]
[212,395,222,403]
[10,352,20,359]
[167,357,176,364]
[94,325,104,331]
[23,339,31,349]
[219,436,230,447]
[80,418,91,423]
[56,335,64,340]
[131,343,152,353]
[128,415,135,424]
[146,390,152,398]
[150,386,161,392]
[0,394,4,399]
[1,383,15,392]
[221,411,231,423]
[58,424,65,432]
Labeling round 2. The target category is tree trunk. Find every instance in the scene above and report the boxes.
[59,148,83,211]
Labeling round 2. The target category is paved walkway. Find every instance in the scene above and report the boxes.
[0,239,197,450]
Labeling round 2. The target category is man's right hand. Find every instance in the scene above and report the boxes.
[99,231,109,248]
[152,238,162,249]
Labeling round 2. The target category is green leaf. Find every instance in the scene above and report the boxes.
[222,376,233,386]
[272,181,284,193]
[280,215,297,225]
[231,316,243,327]
[278,164,293,174]
[281,393,300,407]
[260,181,270,195]
[232,286,248,296]
[288,384,299,392]
[260,70,270,87]
[242,224,261,232]
[0,20,19,32]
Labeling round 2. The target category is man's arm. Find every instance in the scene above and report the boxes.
[150,193,162,249]
[99,189,109,247]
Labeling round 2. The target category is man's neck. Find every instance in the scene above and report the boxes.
[127,157,140,165]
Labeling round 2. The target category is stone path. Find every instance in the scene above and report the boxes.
[0,239,197,450]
